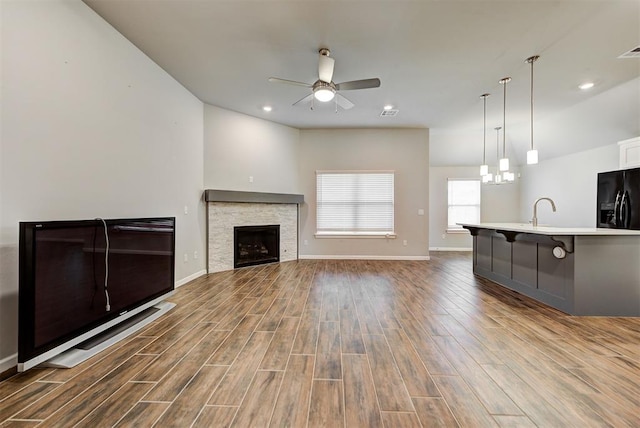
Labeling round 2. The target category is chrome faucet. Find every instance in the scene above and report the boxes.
[532,197,556,227]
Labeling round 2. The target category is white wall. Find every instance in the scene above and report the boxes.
[203,105,301,193]
[298,129,429,259]
[0,0,205,372]
[519,144,618,227]
[429,166,521,250]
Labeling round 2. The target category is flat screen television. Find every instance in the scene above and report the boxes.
[18,217,175,371]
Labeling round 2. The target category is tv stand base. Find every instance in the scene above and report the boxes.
[42,301,175,369]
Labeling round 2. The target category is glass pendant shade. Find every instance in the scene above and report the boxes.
[480,164,489,176]
[527,149,538,165]
[504,171,515,182]
[482,173,493,183]
[499,157,509,171]
[314,88,335,102]
[495,173,502,184]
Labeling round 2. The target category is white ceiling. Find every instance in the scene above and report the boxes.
[83,0,640,166]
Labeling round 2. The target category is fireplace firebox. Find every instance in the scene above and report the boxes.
[234,225,280,269]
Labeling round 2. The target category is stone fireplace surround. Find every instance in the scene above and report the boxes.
[205,190,304,273]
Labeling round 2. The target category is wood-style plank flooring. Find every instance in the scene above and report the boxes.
[1,253,639,427]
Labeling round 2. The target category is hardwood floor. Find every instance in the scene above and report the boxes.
[1,253,639,427]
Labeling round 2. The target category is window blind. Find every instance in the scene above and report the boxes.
[316,171,394,234]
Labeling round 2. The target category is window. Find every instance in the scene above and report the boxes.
[316,171,394,236]
[447,178,480,231]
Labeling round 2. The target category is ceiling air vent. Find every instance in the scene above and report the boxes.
[618,46,640,59]
[380,109,399,117]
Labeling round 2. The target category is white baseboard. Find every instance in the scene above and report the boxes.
[299,255,430,261]
[0,353,17,375]
[176,269,206,288]
[429,247,472,252]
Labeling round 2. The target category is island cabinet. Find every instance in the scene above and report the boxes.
[461,223,640,316]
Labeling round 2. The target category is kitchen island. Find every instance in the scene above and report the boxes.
[460,223,640,316]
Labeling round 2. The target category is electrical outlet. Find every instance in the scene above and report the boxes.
[403,240,408,246]
[442,234,446,239]
[184,205,188,215]
[194,251,198,260]
[249,176,254,183]
[183,253,188,262]
[304,240,308,246]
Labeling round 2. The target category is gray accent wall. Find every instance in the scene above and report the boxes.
[1,0,205,372]
[298,129,429,259]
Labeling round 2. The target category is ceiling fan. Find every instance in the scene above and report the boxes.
[268,48,381,110]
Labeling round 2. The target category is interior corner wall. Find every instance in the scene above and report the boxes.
[298,128,429,259]
[0,0,205,372]
[518,144,619,227]
[429,166,521,250]
[203,104,301,194]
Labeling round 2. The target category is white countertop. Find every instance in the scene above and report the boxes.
[458,223,640,236]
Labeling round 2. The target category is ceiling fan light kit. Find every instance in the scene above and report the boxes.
[313,81,336,102]
[269,47,381,111]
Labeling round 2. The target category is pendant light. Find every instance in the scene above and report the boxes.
[498,77,511,172]
[494,126,502,184]
[526,55,540,164]
[480,93,490,177]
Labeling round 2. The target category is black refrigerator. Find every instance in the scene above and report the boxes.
[597,166,640,229]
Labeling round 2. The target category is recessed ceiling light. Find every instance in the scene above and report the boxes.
[579,82,594,90]
[383,104,394,110]
[262,105,273,112]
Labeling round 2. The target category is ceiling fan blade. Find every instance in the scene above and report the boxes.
[336,93,354,110]
[292,93,314,106]
[318,55,335,83]
[268,77,312,88]
[335,78,381,91]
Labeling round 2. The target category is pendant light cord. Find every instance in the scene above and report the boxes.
[499,77,511,159]
[495,127,501,166]
[530,59,534,151]
[526,55,539,152]
[502,80,507,158]
[481,94,489,164]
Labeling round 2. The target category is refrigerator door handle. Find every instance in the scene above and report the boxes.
[614,191,622,227]
[621,191,630,229]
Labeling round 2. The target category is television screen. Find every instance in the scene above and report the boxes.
[19,217,175,369]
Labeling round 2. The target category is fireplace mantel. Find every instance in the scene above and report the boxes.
[204,189,304,205]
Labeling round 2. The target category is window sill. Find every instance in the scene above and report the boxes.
[314,232,397,239]
[446,228,470,234]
